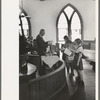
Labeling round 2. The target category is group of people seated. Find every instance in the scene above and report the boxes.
[19,34,37,55]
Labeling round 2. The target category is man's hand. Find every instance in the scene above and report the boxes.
[48,41,53,45]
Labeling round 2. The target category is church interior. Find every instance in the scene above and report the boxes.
[1,0,97,100]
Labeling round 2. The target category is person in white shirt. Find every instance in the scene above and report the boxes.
[73,38,84,86]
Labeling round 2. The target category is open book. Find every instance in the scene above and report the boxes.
[64,47,72,56]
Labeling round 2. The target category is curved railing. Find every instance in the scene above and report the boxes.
[28,60,66,100]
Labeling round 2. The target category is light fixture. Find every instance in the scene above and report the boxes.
[21,15,31,18]
[40,0,45,1]
[24,15,31,18]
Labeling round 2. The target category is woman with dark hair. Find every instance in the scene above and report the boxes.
[63,35,72,44]
[61,35,74,75]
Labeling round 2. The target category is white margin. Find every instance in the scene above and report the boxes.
[96,0,98,100]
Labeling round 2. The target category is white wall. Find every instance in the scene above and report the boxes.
[19,0,96,43]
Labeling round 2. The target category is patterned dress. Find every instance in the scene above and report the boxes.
[73,46,83,70]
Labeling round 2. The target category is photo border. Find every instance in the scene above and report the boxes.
[1,0,99,100]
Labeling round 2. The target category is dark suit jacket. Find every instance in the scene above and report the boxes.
[19,35,28,55]
[36,34,48,55]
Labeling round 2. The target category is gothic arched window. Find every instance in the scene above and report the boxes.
[57,4,83,45]
[19,8,31,38]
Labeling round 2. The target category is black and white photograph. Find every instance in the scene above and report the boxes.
[1,0,99,100]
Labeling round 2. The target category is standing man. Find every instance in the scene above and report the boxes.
[36,29,52,75]
[36,29,49,55]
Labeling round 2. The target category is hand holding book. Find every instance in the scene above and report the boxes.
[48,41,53,45]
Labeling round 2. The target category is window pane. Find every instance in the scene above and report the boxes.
[64,6,74,20]
[71,12,81,29]
[71,29,81,41]
[24,29,29,38]
[19,8,29,38]
[21,17,28,25]
[19,29,22,35]
[71,12,81,41]
[23,24,29,29]
[58,23,67,28]
[58,28,68,41]
[58,13,68,28]
[21,17,29,29]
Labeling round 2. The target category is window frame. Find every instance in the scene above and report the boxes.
[56,3,83,43]
[19,7,31,37]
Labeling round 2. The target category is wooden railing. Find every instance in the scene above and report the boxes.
[28,60,66,100]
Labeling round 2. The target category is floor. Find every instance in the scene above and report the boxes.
[50,59,95,100]
[70,59,95,100]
